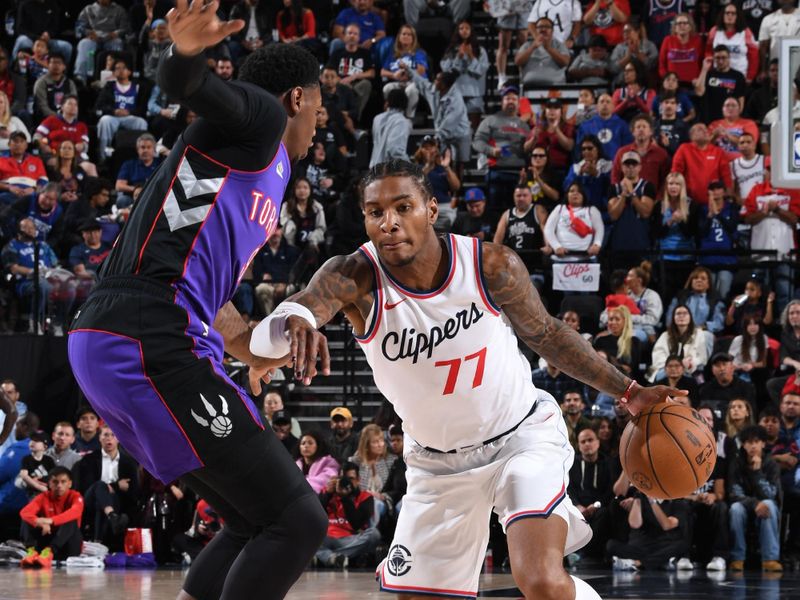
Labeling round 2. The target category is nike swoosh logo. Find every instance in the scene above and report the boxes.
[384,298,407,310]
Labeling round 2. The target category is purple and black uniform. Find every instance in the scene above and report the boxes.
[67,47,292,484]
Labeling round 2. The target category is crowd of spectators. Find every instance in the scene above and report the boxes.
[0,0,798,574]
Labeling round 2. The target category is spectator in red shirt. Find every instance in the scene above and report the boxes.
[672,123,732,205]
[314,461,381,568]
[611,113,670,195]
[659,12,703,85]
[19,466,83,561]
[583,0,630,46]
[33,95,90,160]
[524,97,575,181]
[0,131,48,206]
[611,59,656,122]
[708,97,760,157]
[277,0,316,43]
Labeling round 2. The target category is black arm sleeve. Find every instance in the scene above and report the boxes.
[156,44,288,171]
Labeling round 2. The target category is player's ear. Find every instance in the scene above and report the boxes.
[283,86,304,118]
[428,196,438,224]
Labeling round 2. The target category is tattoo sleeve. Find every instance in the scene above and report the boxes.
[213,300,255,364]
[483,243,630,397]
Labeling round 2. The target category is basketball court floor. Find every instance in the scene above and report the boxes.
[0,567,797,599]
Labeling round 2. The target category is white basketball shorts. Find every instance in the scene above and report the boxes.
[376,391,592,599]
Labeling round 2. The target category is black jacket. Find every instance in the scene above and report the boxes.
[75,449,139,500]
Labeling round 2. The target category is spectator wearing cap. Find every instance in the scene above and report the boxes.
[672,123,733,206]
[412,136,460,231]
[62,178,114,246]
[524,98,575,181]
[31,52,77,124]
[515,18,570,87]
[583,0,630,47]
[708,97,760,157]
[327,23,376,123]
[327,407,359,466]
[405,67,471,169]
[73,0,130,83]
[18,430,55,499]
[0,131,47,206]
[658,13,703,85]
[699,353,757,408]
[610,20,659,85]
[569,35,612,85]
[115,133,162,209]
[440,20,490,132]
[697,181,739,300]
[369,89,411,168]
[69,220,110,302]
[611,114,670,195]
[575,93,633,167]
[606,151,656,258]
[451,188,496,240]
[473,86,530,213]
[139,18,171,84]
[72,406,101,456]
[743,159,800,313]
[272,410,299,455]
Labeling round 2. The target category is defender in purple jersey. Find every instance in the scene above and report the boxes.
[67,3,328,599]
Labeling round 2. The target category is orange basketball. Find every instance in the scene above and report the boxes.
[619,402,717,500]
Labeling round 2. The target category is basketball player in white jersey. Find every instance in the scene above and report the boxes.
[249,160,684,600]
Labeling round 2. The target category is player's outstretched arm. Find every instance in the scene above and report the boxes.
[481,243,686,415]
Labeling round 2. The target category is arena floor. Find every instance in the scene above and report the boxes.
[0,567,798,599]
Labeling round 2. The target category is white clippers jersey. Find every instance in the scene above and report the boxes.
[356,234,538,451]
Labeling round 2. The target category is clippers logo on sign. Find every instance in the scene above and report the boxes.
[386,544,412,577]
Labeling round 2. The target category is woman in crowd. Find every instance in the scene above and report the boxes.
[413,137,460,231]
[562,309,594,343]
[652,72,697,122]
[728,317,771,401]
[295,431,339,494]
[591,416,619,458]
[724,398,755,446]
[609,19,659,87]
[440,20,489,131]
[381,24,428,119]
[655,172,697,301]
[648,305,707,382]
[261,387,301,439]
[612,58,656,122]
[280,176,326,287]
[518,144,560,208]
[524,98,575,182]
[726,278,774,331]
[594,305,643,380]
[0,90,29,152]
[704,2,759,81]
[47,139,97,202]
[349,424,397,523]
[624,261,664,343]
[563,135,612,219]
[658,14,703,89]
[543,182,603,261]
[666,266,725,357]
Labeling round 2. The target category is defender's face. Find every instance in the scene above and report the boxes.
[363,176,437,268]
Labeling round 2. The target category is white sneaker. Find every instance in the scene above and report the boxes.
[706,556,726,571]
[677,557,694,570]
[612,556,638,571]
[496,74,508,90]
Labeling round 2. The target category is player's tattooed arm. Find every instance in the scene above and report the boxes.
[213,301,283,365]
[287,252,375,329]
[482,243,631,397]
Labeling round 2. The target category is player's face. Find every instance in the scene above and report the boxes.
[52,425,74,451]
[286,85,323,162]
[299,435,317,458]
[49,474,72,497]
[781,394,800,419]
[363,176,438,268]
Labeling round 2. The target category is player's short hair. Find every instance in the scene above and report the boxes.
[239,44,320,96]
[359,159,434,203]
[48,466,73,481]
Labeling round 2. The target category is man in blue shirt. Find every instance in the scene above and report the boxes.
[114,133,162,208]
[0,412,38,516]
[575,93,633,165]
[331,0,386,55]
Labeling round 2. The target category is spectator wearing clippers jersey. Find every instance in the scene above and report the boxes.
[583,0,631,47]
[697,181,739,300]
[731,132,767,205]
[494,184,548,256]
[659,13,704,85]
[34,95,89,159]
[644,0,686,47]
[575,93,633,166]
[704,3,760,82]
[93,57,148,163]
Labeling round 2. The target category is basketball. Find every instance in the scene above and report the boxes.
[620,402,717,500]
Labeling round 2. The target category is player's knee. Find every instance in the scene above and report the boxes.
[516,568,572,600]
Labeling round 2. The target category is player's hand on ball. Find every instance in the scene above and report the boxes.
[286,315,331,386]
[621,382,688,416]
[167,0,245,56]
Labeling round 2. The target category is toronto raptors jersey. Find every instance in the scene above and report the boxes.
[356,234,537,451]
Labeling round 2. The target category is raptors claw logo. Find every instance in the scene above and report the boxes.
[191,394,233,438]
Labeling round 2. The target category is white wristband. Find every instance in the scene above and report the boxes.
[249,302,317,358]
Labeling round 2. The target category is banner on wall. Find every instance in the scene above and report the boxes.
[552,263,600,292]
